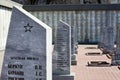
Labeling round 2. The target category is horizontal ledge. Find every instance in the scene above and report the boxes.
[23,4,120,11]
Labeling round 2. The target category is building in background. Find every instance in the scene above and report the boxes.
[10,0,120,5]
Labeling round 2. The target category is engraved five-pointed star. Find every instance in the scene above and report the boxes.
[24,23,33,32]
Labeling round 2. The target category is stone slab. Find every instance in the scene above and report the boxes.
[53,74,74,80]
[87,61,110,67]
[53,21,71,75]
[71,60,77,65]
[102,27,115,54]
[112,24,120,65]
[85,52,102,56]
[85,47,97,49]
[1,6,52,80]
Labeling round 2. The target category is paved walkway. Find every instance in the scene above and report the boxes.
[71,45,120,80]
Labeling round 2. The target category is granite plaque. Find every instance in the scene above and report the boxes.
[98,28,106,48]
[70,26,78,55]
[53,21,71,75]
[103,27,114,54]
[71,26,77,65]
[112,24,120,65]
[1,7,52,80]
[74,26,78,49]
[71,26,76,55]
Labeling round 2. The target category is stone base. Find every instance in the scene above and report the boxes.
[53,74,74,80]
[97,43,104,49]
[71,60,77,65]
[71,54,77,65]
[75,50,78,54]
[71,54,76,60]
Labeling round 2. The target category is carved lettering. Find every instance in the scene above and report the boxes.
[8,64,23,69]
[8,71,24,75]
[8,77,24,80]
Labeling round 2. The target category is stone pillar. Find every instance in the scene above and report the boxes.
[112,24,120,65]
[1,7,52,80]
[53,20,74,80]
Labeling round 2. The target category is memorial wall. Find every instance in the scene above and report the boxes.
[1,0,120,51]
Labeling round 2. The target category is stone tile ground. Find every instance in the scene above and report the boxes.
[71,45,120,80]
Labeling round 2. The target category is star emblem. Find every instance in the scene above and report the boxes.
[24,23,33,32]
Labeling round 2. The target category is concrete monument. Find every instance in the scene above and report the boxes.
[102,27,114,54]
[71,26,77,65]
[53,21,74,80]
[112,24,120,65]
[1,6,52,80]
